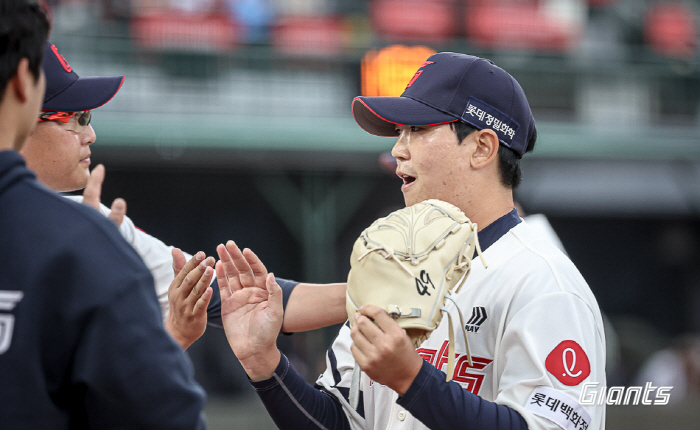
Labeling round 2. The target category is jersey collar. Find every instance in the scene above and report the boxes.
[477,208,521,252]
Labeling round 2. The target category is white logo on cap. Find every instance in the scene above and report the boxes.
[464,102,517,141]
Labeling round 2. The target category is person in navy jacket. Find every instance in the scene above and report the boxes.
[0,2,206,428]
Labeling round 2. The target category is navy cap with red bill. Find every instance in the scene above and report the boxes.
[352,52,536,158]
[42,42,125,112]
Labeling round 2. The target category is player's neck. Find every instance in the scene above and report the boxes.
[461,186,515,232]
[0,117,21,151]
[0,91,30,151]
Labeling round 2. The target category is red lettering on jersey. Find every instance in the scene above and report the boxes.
[417,340,493,395]
[545,340,591,386]
[418,348,437,364]
[51,44,72,73]
[433,339,451,370]
[451,354,493,394]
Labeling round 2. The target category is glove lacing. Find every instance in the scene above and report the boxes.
[357,245,415,277]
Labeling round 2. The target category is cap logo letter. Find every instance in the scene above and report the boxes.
[405,61,434,89]
[51,44,72,73]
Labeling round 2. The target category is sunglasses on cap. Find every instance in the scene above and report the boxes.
[38,110,92,133]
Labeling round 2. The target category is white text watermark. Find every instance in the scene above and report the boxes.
[579,382,672,405]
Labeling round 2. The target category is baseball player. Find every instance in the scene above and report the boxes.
[0,2,205,427]
[218,52,606,430]
[19,41,347,349]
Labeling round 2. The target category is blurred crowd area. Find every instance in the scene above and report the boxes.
[45,0,697,59]
[42,0,700,131]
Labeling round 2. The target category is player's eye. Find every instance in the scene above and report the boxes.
[395,126,422,134]
[74,111,91,127]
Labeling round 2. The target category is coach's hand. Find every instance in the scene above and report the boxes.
[164,249,214,350]
[82,164,126,227]
[217,241,282,381]
[350,305,424,396]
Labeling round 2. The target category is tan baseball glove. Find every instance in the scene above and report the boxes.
[346,199,486,399]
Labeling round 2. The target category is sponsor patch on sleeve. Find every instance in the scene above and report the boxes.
[526,386,591,430]
[545,340,591,386]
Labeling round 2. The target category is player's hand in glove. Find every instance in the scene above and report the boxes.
[164,249,214,349]
[350,304,425,396]
[346,200,485,404]
[217,241,283,381]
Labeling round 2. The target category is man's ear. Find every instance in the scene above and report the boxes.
[470,128,500,170]
[11,58,33,103]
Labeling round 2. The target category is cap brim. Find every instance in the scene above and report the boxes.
[43,75,125,112]
[352,96,457,136]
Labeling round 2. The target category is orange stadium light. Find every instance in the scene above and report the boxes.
[361,45,436,97]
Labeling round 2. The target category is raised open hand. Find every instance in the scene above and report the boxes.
[164,249,214,349]
[82,164,126,226]
[217,241,283,380]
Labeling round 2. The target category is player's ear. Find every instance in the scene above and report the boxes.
[470,128,499,170]
[11,58,33,103]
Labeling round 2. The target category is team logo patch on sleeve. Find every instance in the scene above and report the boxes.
[546,340,590,386]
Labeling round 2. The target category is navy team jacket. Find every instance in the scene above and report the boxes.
[0,150,206,429]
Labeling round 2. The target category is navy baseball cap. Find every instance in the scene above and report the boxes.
[42,42,125,112]
[352,52,536,157]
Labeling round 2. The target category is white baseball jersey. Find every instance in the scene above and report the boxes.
[63,195,174,317]
[317,216,606,430]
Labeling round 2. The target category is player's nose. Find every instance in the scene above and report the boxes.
[391,131,410,160]
[82,124,97,146]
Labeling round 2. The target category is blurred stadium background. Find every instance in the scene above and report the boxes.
[48,0,700,427]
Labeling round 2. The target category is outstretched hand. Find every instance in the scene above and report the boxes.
[82,164,126,227]
[216,240,270,291]
[164,248,214,350]
[217,241,283,380]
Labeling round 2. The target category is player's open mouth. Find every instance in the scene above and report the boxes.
[399,173,416,190]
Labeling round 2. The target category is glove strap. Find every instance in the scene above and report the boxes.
[446,312,455,382]
[349,364,362,410]
[471,225,488,270]
[442,294,473,383]
[447,227,488,295]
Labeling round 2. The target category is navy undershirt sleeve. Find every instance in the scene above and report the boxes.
[250,353,351,430]
[206,277,299,329]
[206,278,223,328]
[277,277,299,311]
[397,360,528,430]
